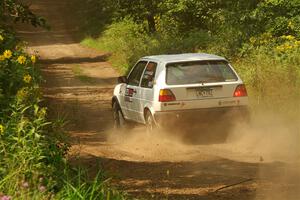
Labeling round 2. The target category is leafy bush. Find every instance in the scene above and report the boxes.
[0,29,127,199]
[0,27,63,198]
[234,33,300,116]
[82,19,212,74]
[82,19,151,73]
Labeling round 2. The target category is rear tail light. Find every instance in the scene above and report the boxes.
[233,84,248,97]
[159,89,176,102]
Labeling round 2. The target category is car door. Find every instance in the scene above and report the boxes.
[135,61,158,123]
[125,60,148,121]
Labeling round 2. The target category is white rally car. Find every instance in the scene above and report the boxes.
[112,53,248,131]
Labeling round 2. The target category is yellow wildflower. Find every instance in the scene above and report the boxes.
[249,37,256,44]
[0,55,5,61]
[280,43,293,50]
[17,55,26,64]
[282,35,295,40]
[17,87,28,99]
[0,35,3,41]
[30,55,36,64]
[275,46,285,52]
[288,21,294,29]
[261,33,272,40]
[3,50,12,59]
[22,117,29,124]
[286,35,295,40]
[23,74,32,83]
[275,43,295,51]
[0,124,4,135]
[295,41,300,46]
[38,107,47,118]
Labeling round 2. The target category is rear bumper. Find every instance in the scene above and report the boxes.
[154,106,249,126]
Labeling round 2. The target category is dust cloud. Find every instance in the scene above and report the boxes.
[107,127,203,162]
[107,109,300,199]
[226,111,300,163]
[226,110,300,200]
[107,110,300,164]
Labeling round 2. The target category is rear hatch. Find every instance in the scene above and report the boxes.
[160,60,247,110]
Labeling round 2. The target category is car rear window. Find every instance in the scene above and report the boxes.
[166,60,238,85]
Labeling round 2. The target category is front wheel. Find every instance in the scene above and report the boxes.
[113,102,126,129]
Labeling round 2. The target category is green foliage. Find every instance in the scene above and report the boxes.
[0,0,47,28]
[0,28,127,200]
[117,0,162,32]
[55,168,126,200]
[0,1,127,199]
[0,28,66,198]
[234,32,300,115]
[71,0,116,37]
[82,19,212,74]
[83,19,150,73]
[81,0,300,116]
[0,29,39,108]
[252,0,300,37]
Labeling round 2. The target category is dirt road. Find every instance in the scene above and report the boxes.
[16,1,300,199]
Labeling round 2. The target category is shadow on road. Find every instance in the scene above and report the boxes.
[39,55,110,64]
[70,154,260,200]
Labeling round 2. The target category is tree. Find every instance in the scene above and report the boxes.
[251,0,300,36]
[0,0,47,28]
[117,0,163,32]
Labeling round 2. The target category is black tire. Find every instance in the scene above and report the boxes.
[112,101,126,130]
[145,110,156,133]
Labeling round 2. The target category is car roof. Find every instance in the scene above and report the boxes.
[142,53,226,63]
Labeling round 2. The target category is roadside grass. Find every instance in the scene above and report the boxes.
[81,37,104,50]
[55,168,127,200]
[81,37,129,74]
[72,65,95,84]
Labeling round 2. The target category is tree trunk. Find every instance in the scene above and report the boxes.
[147,14,156,33]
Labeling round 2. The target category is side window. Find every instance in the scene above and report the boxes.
[141,62,157,88]
[127,61,148,86]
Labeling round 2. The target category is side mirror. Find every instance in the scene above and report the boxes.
[118,76,128,84]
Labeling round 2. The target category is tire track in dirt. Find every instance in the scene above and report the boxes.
[15,1,300,199]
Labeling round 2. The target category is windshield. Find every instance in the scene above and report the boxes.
[166,60,238,85]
